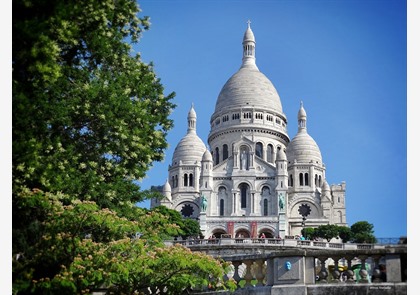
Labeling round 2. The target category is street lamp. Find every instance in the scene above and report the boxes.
[298,204,311,238]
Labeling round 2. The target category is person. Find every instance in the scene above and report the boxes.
[260,233,266,238]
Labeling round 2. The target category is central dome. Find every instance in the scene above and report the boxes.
[212,23,283,117]
[214,66,283,115]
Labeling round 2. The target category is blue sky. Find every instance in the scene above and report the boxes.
[132,0,408,239]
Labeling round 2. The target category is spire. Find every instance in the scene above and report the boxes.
[298,101,307,132]
[242,20,257,68]
[187,103,197,133]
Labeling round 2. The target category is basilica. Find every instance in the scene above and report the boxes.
[151,23,347,239]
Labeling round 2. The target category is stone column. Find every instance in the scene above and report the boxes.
[243,260,254,287]
[254,259,265,286]
[232,261,242,286]
[386,254,402,282]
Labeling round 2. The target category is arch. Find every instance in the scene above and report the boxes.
[259,228,274,238]
[304,173,309,186]
[211,229,227,239]
[183,174,188,186]
[318,175,322,187]
[255,142,263,158]
[215,147,220,165]
[189,173,193,187]
[235,229,251,238]
[222,144,228,160]
[315,174,318,187]
[172,176,175,188]
[337,210,343,223]
[267,144,274,163]
[175,175,178,188]
[299,173,304,186]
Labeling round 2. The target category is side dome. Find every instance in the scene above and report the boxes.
[172,133,206,164]
[286,102,322,164]
[172,105,206,165]
[202,149,213,162]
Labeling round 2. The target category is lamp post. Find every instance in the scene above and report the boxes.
[298,204,311,239]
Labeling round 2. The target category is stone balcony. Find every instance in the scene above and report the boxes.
[166,237,407,295]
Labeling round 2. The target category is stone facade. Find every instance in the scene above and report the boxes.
[151,23,347,239]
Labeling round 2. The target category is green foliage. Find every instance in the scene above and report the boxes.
[350,221,377,243]
[13,190,235,294]
[314,224,339,242]
[337,226,353,243]
[13,0,176,209]
[301,227,315,240]
[151,206,201,239]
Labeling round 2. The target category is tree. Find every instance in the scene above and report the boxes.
[13,0,176,210]
[12,1,235,294]
[337,226,353,243]
[314,224,339,242]
[301,227,316,240]
[13,189,236,294]
[151,206,201,239]
[350,221,377,243]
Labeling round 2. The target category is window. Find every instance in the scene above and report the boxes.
[289,174,294,187]
[263,199,268,216]
[267,144,273,163]
[222,144,228,160]
[172,176,175,188]
[305,173,309,186]
[175,175,178,188]
[256,142,263,158]
[189,173,193,187]
[215,147,220,165]
[315,174,318,187]
[299,173,303,186]
[183,174,188,186]
[220,199,224,216]
[240,183,248,208]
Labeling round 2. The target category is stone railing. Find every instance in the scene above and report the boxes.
[167,238,407,295]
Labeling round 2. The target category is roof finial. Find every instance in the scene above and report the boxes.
[247,19,251,28]
[300,100,304,108]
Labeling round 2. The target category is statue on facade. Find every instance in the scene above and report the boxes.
[279,193,285,211]
[240,150,247,170]
[201,194,207,212]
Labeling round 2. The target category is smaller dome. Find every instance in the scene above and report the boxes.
[188,104,196,119]
[287,132,322,164]
[322,179,330,191]
[163,179,171,192]
[298,101,307,120]
[202,149,213,162]
[276,148,286,161]
[243,24,255,43]
[172,132,206,164]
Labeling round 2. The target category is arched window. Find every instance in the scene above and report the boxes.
[183,174,188,186]
[315,174,318,187]
[172,176,175,188]
[267,144,273,163]
[256,142,263,158]
[305,173,309,186]
[222,144,228,160]
[175,175,178,188]
[239,183,248,209]
[215,147,220,165]
[220,199,224,216]
[299,173,304,186]
[263,199,268,216]
[289,174,294,187]
[189,173,193,187]
[318,175,322,187]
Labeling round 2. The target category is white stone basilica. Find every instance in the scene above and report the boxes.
[151,23,347,239]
